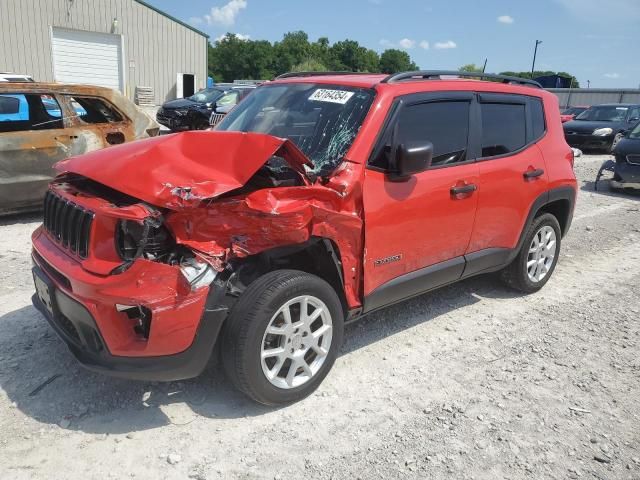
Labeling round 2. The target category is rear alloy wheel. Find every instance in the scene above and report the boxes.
[222,270,344,405]
[526,225,557,283]
[500,213,561,293]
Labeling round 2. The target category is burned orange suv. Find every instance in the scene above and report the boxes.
[31,71,577,405]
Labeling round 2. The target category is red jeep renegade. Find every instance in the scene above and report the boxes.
[31,71,577,405]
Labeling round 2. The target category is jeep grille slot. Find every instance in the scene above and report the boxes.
[43,191,94,258]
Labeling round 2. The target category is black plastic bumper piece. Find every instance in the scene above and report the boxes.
[32,265,227,382]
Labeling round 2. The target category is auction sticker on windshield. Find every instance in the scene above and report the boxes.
[309,89,354,104]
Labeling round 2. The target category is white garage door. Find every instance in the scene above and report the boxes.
[51,27,123,92]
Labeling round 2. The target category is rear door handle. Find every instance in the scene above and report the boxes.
[450,184,477,196]
[523,168,544,179]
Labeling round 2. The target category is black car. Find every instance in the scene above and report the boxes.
[563,103,640,152]
[156,86,254,131]
[608,121,640,191]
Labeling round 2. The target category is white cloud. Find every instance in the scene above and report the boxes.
[398,38,416,49]
[380,38,419,50]
[604,73,620,79]
[215,32,250,42]
[497,15,514,24]
[419,40,430,50]
[204,0,247,26]
[434,40,457,50]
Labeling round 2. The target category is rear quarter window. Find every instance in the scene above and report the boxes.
[530,98,546,141]
[65,96,123,124]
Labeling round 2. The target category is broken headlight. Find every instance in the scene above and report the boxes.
[116,219,175,261]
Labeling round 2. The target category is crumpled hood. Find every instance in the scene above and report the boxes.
[55,131,313,209]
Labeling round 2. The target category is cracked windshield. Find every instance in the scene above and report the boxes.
[216,83,375,176]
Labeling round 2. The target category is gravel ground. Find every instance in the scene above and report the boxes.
[1,154,639,480]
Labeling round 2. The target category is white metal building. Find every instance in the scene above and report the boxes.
[0,0,209,104]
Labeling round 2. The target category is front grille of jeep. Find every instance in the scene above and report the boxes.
[43,191,94,258]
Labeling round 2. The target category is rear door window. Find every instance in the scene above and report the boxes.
[480,103,526,157]
[65,96,123,124]
[0,93,64,132]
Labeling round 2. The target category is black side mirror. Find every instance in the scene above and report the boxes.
[389,142,434,181]
[629,117,639,124]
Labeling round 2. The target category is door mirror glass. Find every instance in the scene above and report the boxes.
[390,141,433,181]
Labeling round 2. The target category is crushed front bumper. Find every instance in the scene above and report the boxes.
[31,228,227,381]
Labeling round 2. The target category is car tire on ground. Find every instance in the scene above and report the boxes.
[500,213,562,294]
[610,133,624,152]
[221,269,344,406]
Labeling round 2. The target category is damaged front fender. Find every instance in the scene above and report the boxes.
[166,160,365,308]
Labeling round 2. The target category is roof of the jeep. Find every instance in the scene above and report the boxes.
[272,73,387,88]
[271,71,547,96]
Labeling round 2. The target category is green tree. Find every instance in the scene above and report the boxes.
[273,31,312,74]
[328,40,379,72]
[208,33,256,82]
[459,63,483,73]
[292,58,328,72]
[207,31,420,80]
[310,37,331,67]
[379,49,418,74]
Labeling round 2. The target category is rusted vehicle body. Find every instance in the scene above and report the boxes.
[0,83,159,215]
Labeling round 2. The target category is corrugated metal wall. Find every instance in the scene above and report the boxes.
[0,0,208,104]
[549,89,640,109]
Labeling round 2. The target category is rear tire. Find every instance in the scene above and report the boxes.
[500,213,561,293]
[221,270,344,406]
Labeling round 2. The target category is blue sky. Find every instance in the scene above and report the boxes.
[151,0,640,88]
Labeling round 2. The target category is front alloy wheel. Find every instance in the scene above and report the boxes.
[261,295,333,389]
[222,270,344,405]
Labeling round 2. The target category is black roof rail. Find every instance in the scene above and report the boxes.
[275,71,370,80]
[381,70,542,88]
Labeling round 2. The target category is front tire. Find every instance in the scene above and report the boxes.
[500,213,561,293]
[611,133,624,152]
[221,270,344,406]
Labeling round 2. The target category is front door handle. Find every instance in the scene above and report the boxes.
[450,184,477,196]
[523,168,544,179]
